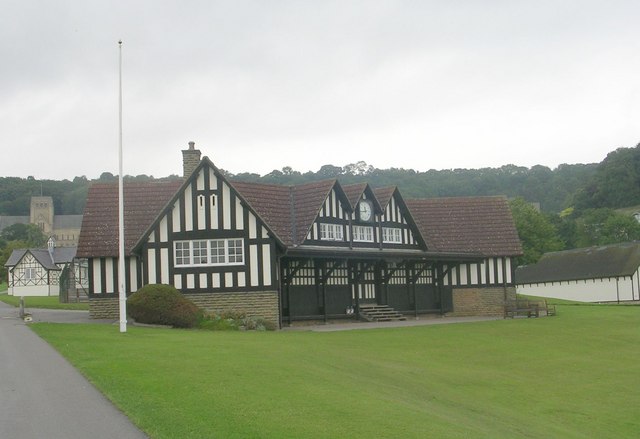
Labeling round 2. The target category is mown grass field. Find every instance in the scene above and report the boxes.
[0,293,89,310]
[32,305,639,439]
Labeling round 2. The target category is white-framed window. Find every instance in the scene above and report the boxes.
[352,225,374,242]
[24,267,37,281]
[174,239,245,266]
[382,227,402,244]
[320,223,344,241]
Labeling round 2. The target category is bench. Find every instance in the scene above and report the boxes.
[505,299,557,318]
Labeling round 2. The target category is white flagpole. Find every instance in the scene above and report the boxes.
[118,40,127,333]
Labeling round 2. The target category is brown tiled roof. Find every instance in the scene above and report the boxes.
[373,187,397,209]
[77,181,182,257]
[342,183,368,208]
[516,242,640,284]
[405,196,522,257]
[229,181,292,245]
[291,180,337,245]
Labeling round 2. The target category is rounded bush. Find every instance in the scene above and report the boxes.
[127,284,202,328]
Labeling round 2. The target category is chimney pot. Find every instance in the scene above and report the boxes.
[188,141,195,150]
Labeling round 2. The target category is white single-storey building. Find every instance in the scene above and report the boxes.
[515,242,640,303]
[4,238,77,297]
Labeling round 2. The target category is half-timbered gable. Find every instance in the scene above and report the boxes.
[374,186,423,250]
[77,180,182,296]
[298,180,353,246]
[133,158,279,294]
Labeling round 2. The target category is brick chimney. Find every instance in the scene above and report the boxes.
[182,141,202,178]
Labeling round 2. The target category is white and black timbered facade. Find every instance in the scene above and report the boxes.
[4,241,77,297]
[77,144,523,325]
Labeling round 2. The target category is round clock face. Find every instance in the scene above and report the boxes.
[359,201,373,221]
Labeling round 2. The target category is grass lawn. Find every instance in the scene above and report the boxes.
[32,305,639,439]
[0,294,88,310]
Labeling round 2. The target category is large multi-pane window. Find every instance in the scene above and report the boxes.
[352,225,374,242]
[174,239,244,266]
[320,223,344,241]
[382,227,402,243]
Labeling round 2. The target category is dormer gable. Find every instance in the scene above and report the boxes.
[374,187,425,249]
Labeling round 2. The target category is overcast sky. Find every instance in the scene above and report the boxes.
[2,1,639,180]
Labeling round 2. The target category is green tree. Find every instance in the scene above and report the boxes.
[509,198,564,265]
[1,223,47,247]
[575,208,640,247]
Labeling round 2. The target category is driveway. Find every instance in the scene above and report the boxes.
[0,302,147,439]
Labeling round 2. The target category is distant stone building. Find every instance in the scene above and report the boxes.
[0,196,82,247]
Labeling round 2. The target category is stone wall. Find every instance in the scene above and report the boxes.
[447,286,516,317]
[89,297,119,319]
[90,291,280,326]
[185,291,279,326]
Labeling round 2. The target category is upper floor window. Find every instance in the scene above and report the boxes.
[382,227,402,244]
[174,238,244,267]
[352,225,374,242]
[320,223,344,241]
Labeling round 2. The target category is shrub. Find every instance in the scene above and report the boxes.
[127,284,202,328]
[197,311,277,331]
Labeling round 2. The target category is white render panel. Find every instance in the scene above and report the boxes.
[250,245,259,286]
[517,277,637,302]
[225,272,233,288]
[223,183,231,230]
[209,168,217,190]
[262,244,272,286]
[212,273,220,288]
[480,260,487,284]
[159,215,168,242]
[237,272,246,287]
[187,274,195,289]
[210,195,219,230]
[129,258,138,291]
[488,258,495,284]
[262,226,269,239]
[174,274,182,290]
[505,258,512,283]
[105,258,114,293]
[160,249,169,284]
[147,249,156,284]
[497,258,504,284]
[470,264,479,285]
[196,168,205,190]
[92,259,102,293]
[459,264,468,285]
[197,195,206,230]
[184,184,193,231]
[148,232,155,243]
[199,273,207,288]
[172,203,180,233]
[248,212,257,239]
[235,198,244,230]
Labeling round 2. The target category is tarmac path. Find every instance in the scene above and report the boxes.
[0,302,147,439]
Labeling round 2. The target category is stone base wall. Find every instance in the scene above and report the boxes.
[184,291,279,326]
[89,291,280,326]
[89,297,120,319]
[447,286,516,317]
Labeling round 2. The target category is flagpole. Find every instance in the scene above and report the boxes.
[118,40,127,333]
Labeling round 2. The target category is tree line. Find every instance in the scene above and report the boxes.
[1,143,639,266]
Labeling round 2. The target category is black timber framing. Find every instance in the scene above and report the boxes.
[280,249,477,323]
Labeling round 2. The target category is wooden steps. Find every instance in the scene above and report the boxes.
[358,304,407,322]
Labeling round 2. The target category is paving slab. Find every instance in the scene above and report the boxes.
[0,302,147,439]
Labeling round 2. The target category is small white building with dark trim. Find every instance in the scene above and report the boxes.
[515,242,640,303]
[77,143,523,326]
[4,238,77,296]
